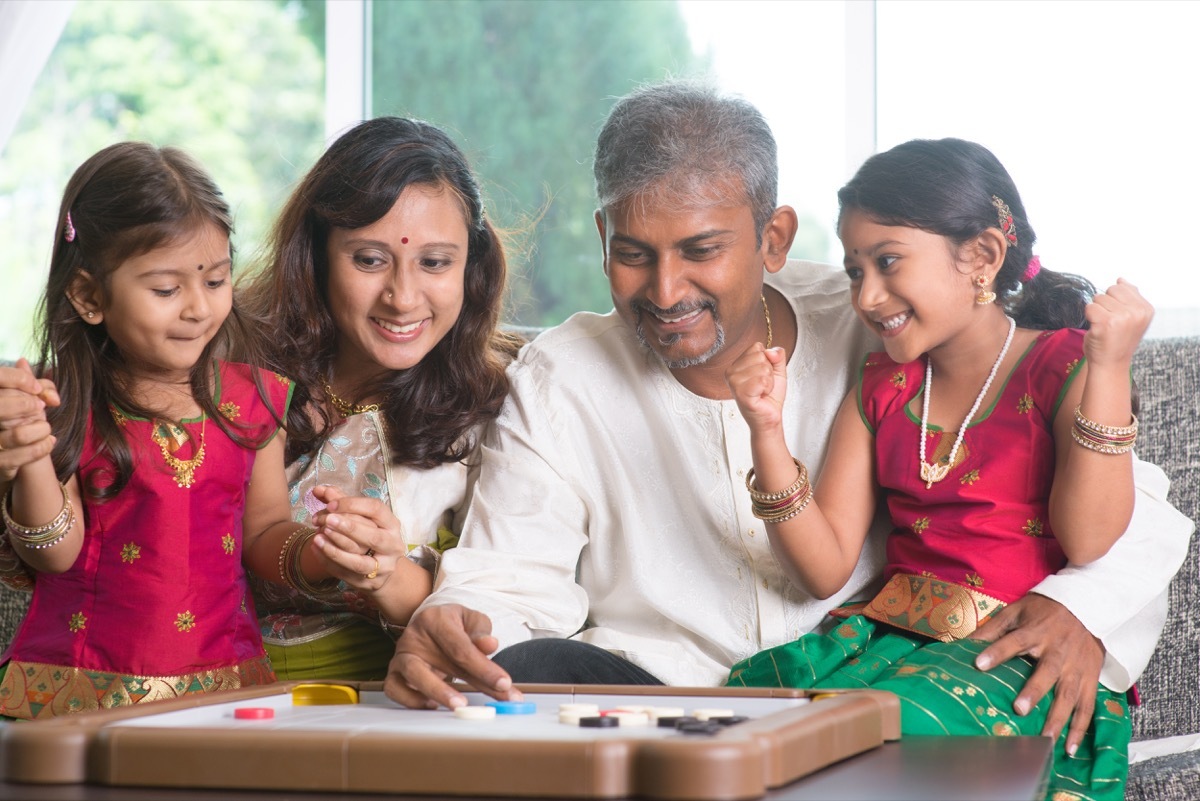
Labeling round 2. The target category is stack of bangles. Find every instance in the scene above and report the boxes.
[278,526,339,600]
[1070,406,1138,454]
[746,458,814,523]
[3,484,75,550]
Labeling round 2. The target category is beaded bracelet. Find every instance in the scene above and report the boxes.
[378,610,407,640]
[1071,406,1138,455]
[3,483,75,549]
[746,458,814,523]
[279,526,339,600]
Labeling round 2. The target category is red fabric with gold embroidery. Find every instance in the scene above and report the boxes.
[858,328,1085,604]
[0,361,292,718]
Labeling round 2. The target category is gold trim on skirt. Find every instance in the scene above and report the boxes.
[862,573,1006,642]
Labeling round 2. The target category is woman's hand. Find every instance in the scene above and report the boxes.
[308,484,407,592]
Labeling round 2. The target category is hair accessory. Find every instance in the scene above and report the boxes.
[919,316,1015,487]
[991,195,1017,246]
[761,294,773,350]
[1022,256,1042,283]
[974,275,996,306]
[1071,406,1137,454]
[63,212,76,243]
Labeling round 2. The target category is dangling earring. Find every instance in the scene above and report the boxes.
[974,275,996,306]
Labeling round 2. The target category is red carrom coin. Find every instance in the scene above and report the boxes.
[233,707,274,720]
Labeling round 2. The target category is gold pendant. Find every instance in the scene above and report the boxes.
[151,419,206,489]
[919,460,949,489]
[172,462,198,489]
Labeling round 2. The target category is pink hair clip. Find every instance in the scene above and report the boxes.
[63,212,76,243]
[1022,255,1041,283]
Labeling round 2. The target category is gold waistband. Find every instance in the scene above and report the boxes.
[0,655,275,720]
[862,573,1006,643]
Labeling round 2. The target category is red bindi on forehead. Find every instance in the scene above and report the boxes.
[401,237,409,244]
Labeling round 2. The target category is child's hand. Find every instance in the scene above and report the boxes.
[0,358,59,482]
[309,484,406,592]
[1083,279,1154,369]
[725,344,788,434]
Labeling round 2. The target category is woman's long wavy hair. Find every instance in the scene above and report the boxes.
[238,117,519,468]
[38,142,268,499]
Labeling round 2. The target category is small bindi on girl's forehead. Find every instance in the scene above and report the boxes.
[401,237,409,244]
[196,264,204,271]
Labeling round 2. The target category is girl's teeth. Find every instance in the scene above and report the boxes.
[880,313,909,330]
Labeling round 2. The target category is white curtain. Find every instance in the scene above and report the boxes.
[0,0,75,159]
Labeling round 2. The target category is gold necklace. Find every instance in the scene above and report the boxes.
[321,377,381,418]
[761,293,773,349]
[150,417,206,489]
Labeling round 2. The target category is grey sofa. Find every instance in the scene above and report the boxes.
[0,337,1196,799]
[1124,336,1200,800]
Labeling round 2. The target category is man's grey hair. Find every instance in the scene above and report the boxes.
[593,80,779,240]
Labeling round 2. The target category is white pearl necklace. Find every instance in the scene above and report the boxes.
[919,315,1016,488]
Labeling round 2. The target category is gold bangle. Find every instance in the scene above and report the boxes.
[748,459,814,523]
[1071,406,1137,454]
[277,527,305,585]
[4,484,75,548]
[752,482,814,523]
[746,458,808,502]
[281,526,339,600]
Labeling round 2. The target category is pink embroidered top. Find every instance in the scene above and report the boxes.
[856,329,1085,639]
[0,361,293,719]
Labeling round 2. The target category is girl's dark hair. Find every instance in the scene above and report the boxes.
[238,116,519,468]
[837,138,1095,330]
[39,142,266,499]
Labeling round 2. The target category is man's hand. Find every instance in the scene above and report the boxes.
[971,593,1103,755]
[384,604,522,709]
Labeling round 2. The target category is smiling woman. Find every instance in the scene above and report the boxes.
[235,116,522,681]
[325,184,469,386]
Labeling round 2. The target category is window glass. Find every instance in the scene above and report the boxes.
[0,0,325,355]
[877,0,1200,338]
[369,0,849,326]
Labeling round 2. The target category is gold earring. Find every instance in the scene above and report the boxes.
[974,275,996,306]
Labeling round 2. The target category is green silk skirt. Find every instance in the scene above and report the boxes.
[263,617,395,681]
[727,614,1129,801]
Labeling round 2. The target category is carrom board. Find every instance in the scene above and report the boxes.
[1,682,900,800]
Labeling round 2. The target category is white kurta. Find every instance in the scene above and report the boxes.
[426,260,1192,690]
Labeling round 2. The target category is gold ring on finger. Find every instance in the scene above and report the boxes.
[365,556,379,581]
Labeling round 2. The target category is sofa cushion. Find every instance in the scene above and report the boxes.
[1126,751,1200,801]
[1127,336,1200,743]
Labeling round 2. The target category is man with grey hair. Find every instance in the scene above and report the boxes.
[385,80,1190,756]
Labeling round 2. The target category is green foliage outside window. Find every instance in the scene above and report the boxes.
[368,0,707,326]
[0,0,324,355]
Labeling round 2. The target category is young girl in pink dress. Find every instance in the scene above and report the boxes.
[0,143,350,719]
[725,138,1152,801]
